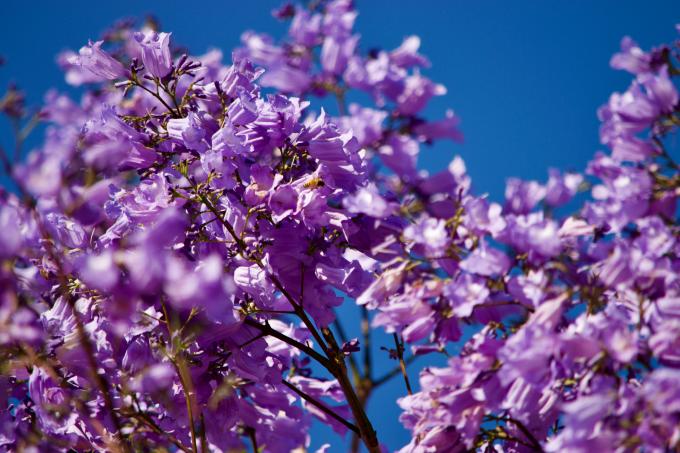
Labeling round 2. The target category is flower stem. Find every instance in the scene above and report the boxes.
[393,333,413,395]
[282,379,359,434]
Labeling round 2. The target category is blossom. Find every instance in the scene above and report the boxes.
[404,216,449,257]
[610,36,651,75]
[134,31,173,77]
[0,5,679,453]
[68,40,126,81]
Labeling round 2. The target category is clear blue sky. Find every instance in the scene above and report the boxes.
[3,1,679,451]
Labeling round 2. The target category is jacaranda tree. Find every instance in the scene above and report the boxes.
[1,2,679,452]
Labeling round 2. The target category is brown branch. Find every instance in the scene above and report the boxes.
[196,191,332,359]
[196,189,380,452]
[486,415,544,452]
[361,306,371,380]
[373,354,419,388]
[128,410,191,453]
[332,315,360,383]
[281,379,359,435]
[161,302,199,453]
[393,334,413,395]
[503,416,544,452]
[243,317,332,369]
[321,328,381,453]
[245,426,259,453]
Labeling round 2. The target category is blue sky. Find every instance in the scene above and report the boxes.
[2,1,679,451]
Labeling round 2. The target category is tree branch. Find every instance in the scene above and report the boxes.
[282,379,359,435]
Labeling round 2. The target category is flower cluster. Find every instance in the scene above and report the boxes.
[0,2,678,453]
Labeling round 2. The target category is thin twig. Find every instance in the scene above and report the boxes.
[486,415,544,452]
[196,188,381,452]
[373,354,419,388]
[393,333,413,395]
[1,145,129,452]
[321,328,381,453]
[161,301,199,453]
[196,191,332,359]
[332,315,360,382]
[243,317,332,369]
[281,379,359,435]
[246,426,259,453]
[361,306,371,380]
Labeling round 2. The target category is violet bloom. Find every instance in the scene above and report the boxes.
[134,31,173,78]
[28,368,77,436]
[444,273,490,317]
[3,5,680,452]
[335,104,387,147]
[390,36,430,68]
[396,71,446,115]
[544,169,582,207]
[610,36,651,75]
[0,205,22,258]
[404,216,449,257]
[344,183,396,218]
[288,9,322,46]
[68,40,126,81]
[321,35,359,75]
[378,134,419,181]
[504,178,546,214]
[413,109,464,143]
[459,241,511,277]
[167,111,208,150]
[79,250,119,292]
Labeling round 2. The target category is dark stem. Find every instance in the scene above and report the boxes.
[131,79,181,118]
[503,416,544,452]
[373,354,419,388]
[161,302,199,453]
[361,306,371,380]
[243,317,332,369]
[246,426,259,453]
[129,410,191,452]
[332,315,361,382]
[486,415,544,452]
[196,191,332,359]
[2,152,129,452]
[393,333,413,395]
[196,190,380,452]
[282,379,359,435]
[321,328,381,453]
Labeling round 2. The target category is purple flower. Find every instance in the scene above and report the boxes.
[504,178,546,214]
[166,111,210,150]
[3,7,680,453]
[413,110,464,143]
[0,205,22,258]
[67,40,126,81]
[289,9,322,46]
[545,169,582,207]
[321,35,359,75]
[390,36,430,68]
[268,184,298,222]
[396,71,446,115]
[28,368,77,436]
[335,104,387,147]
[610,37,651,75]
[459,241,511,277]
[344,184,396,218]
[499,213,562,260]
[378,134,419,181]
[261,64,312,93]
[444,273,490,317]
[404,216,449,257]
[134,31,173,78]
[79,250,119,292]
